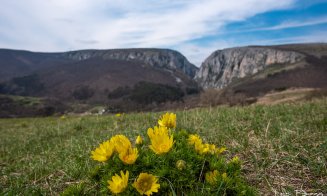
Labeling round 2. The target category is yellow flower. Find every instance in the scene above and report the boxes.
[188,134,224,155]
[147,126,174,155]
[110,135,132,154]
[216,147,227,154]
[205,170,219,185]
[115,113,122,117]
[158,112,176,129]
[91,140,114,162]
[176,160,186,170]
[107,170,129,194]
[188,134,202,145]
[119,147,138,164]
[208,144,217,154]
[133,173,160,196]
[136,135,143,145]
[231,156,240,163]
[193,140,210,155]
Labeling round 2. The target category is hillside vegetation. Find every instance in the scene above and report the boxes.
[1,99,326,195]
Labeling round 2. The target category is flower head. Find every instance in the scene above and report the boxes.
[191,138,209,155]
[216,147,227,154]
[119,147,138,164]
[158,112,176,129]
[91,140,114,162]
[133,173,160,196]
[136,135,143,145]
[231,156,240,163]
[110,135,132,154]
[188,134,202,145]
[205,170,219,185]
[147,126,174,155]
[107,170,129,194]
[115,113,122,117]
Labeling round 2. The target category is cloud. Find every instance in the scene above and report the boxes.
[251,16,327,31]
[258,31,327,44]
[0,0,296,62]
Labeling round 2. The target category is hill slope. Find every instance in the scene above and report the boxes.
[0,48,198,103]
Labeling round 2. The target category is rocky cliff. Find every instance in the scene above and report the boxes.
[0,48,198,82]
[195,47,305,88]
[63,49,198,78]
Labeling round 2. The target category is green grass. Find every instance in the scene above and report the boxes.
[1,99,326,195]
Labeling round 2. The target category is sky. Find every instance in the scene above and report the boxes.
[0,0,327,66]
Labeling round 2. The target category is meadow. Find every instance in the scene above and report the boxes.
[1,99,326,195]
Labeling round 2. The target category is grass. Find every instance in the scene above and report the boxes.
[1,99,326,195]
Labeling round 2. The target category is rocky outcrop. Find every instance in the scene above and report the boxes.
[64,49,198,78]
[195,47,305,89]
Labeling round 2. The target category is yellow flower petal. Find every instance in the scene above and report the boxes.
[119,147,138,165]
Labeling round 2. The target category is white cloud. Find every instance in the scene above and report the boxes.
[0,0,296,63]
[251,16,327,31]
[258,31,327,44]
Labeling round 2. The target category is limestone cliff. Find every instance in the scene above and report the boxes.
[64,49,198,78]
[195,47,304,88]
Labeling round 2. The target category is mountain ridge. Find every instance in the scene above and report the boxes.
[1,43,326,116]
[0,48,198,82]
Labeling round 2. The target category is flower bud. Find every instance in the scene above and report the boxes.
[176,160,186,170]
[136,135,143,145]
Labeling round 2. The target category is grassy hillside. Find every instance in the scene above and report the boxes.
[1,99,326,195]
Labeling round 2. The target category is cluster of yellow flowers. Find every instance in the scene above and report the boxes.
[89,112,236,195]
[91,134,138,164]
[205,170,228,185]
[90,112,176,195]
[188,134,226,155]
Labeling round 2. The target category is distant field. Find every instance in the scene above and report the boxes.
[1,99,326,195]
